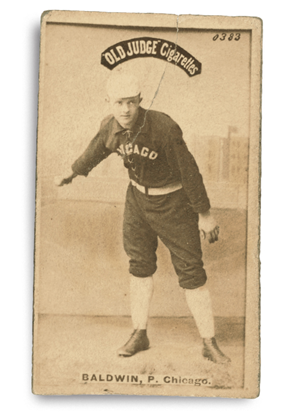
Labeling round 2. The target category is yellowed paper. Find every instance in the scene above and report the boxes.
[33,11,261,398]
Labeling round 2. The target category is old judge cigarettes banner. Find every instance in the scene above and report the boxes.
[101,37,202,78]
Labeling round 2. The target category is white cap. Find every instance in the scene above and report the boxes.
[106,72,141,99]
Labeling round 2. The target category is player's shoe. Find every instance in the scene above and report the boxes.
[202,337,231,364]
[117,329,150,357]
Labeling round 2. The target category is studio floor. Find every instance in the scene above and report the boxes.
[33,314,245,396]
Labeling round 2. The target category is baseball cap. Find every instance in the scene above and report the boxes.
[106,71,141,99]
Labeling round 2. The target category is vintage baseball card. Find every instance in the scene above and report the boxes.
[33,11,261,398]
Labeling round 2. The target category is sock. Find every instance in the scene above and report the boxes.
[184,286,215,339]
[130,275,153,330]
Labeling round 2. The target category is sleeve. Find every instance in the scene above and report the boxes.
[165,124,211,213]
[71,129,112,177]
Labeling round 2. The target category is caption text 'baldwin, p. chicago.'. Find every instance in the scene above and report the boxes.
[81,373,212,386]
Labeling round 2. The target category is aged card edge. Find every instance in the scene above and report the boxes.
[243,16,262,399]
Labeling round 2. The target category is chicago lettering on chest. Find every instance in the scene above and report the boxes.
[117,142,159,160]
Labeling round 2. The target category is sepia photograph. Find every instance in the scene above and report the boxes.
[32,11,261,398]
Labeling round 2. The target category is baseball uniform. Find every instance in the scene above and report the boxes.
[72,106,210,289]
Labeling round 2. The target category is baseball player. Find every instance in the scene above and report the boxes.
[58,72,230,364]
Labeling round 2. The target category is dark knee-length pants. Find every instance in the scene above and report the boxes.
[123,183,207,289]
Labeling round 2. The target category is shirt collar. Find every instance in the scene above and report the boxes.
[133,106,149,134]
[110,107,149,137]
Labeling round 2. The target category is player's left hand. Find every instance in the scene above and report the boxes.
[198,211,219,244]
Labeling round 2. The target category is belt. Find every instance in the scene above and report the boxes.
[131,179,182,196]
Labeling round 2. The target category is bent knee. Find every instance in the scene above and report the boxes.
[129,261,157,278]
[178,272,207,290]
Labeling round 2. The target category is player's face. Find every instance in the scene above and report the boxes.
[110,95,142,129]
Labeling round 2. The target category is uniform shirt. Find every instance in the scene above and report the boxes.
[72,106,210,213]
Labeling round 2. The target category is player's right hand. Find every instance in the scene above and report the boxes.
[54,172,77,187]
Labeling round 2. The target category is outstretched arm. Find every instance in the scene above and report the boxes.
[55,121,112,187]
